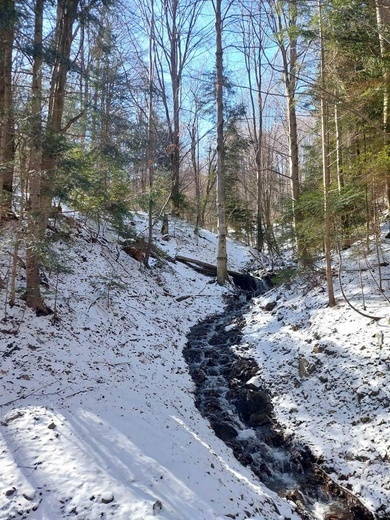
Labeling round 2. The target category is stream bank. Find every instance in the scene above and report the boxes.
[184,292,376,520]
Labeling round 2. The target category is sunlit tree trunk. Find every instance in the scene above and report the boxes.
[214,0,228,284]
[271,0,306,263]
[334,101,344,193]
[375,0,390,206]
[319,0,336,307]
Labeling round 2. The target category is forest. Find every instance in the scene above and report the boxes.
[1,2,390,519]
[1,0,389,312]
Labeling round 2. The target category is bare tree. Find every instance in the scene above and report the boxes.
[153,0,207,213]
[144,0,156,266]
[266,0,311,263]
[239,0,267,251]
[188,95,202,232]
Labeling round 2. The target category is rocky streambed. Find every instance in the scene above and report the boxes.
[184,294,376,520]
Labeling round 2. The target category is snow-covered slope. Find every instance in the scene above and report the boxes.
[0,216,298,520]
[2,215,389,520]
[242,237,390,518]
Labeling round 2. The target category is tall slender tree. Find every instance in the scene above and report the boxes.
[213,0,228,284]
[240,0,266,250]
[153,0,206,213]
[26,0,79,314]
[0,0,15,219]
[267,0,312,263]
[25,0,45,313]
[144,0,156,266]
[375,0,390,205]
[319,0,335,306]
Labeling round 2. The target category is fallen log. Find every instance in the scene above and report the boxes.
[175,254,269,293]
[175,254,243,277]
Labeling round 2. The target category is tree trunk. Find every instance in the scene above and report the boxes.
[375,0,390,206]
[42,0,79,218]
[201,147,217,229]
[25,0,49,314]
[39,0,78,234]
[170,0,181,211]
[215,0,228,285]
[319,0,336,307]
[334,99,350,248]
[26,0,79,314]
[144,0,156,267]
[241,1,264,251]
[190,114,201,232]
[0,0,15,219]
[275,0,306,263]
[285,32,302,260]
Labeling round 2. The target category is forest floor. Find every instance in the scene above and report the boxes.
[0,214,389,519]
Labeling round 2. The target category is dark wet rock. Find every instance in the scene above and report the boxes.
[192,368,206,383]
[247,389,271,414]
[203,396,220,411]
[263,300,277,311]
[249,411,271,426]
[209,417,237,441]
[233,448,253,466]
[208,334,225,346]
[229,358,259,381]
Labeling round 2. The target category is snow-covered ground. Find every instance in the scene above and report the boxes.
[0,215,298,520]
[242,238,390,519]
[0,214,389,519]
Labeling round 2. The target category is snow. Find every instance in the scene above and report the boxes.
[241,237,390,518]
[0,216,298,520]
[1,214,389,519]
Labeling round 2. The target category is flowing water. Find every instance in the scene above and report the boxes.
[184,288,376,520]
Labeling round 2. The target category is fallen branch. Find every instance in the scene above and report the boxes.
[338,247,382,321]
[0,384,63,409]
[313,464,376,520]
[63,386,95,400]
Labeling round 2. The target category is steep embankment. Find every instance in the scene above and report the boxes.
[0,216,299,520]
[242,239,390,519]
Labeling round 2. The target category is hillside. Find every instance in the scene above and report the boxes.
[0,215,389,519]
[0,215,298,520]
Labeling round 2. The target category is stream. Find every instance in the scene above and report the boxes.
[184,283,376,520]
